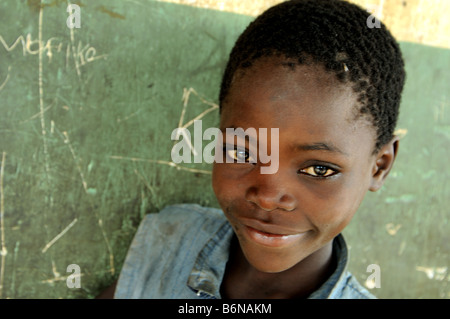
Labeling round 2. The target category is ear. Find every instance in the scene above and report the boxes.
[369,135,400,192]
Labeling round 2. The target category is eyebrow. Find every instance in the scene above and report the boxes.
[296,142,348,156]
[220,126,258,144]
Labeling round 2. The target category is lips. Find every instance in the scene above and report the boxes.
[238,218,309,248]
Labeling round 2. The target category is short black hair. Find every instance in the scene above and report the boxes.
[219,0,406,152]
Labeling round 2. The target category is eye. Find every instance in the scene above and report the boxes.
[299,165,338,178]
[224,147,255,163]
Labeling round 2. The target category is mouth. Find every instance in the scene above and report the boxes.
[239,219,309,248]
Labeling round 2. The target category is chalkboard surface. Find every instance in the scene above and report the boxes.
[0,0,448,298]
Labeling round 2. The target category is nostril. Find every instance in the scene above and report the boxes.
[279,194,296,212]
[245,186,296,212]
[256,197,279,212]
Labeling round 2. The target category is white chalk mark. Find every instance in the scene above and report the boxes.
[174,128,198,156]
[62,131,88,192]
[0,152,7,299]
[174,88,197,157]
[9,241,19,294]
[416,266,448,281]
[178,88,191,130]
[42,268,118,285]
[38,4,53,209]
[0,35,26,55]
[51,259,60,278]
[67,0,81,78]
[181,103,218,129]
[20,100,54,124]
[56,127,115,274]
[0,66,11,92]
[112,88,217,177]
[179,88,219,129]
[133,169,157,198]
[173,88,219,158]
[42,218,78,253]
[109,155,211,175]
[41,261,84,285]
[117,108,143,123]
[41,272,83,284]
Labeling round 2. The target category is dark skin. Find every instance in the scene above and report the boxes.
[213,56,399,299]
[97,56,399,299]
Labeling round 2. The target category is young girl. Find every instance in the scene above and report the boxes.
[107,0,405,299]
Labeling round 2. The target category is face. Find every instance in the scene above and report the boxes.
[212,57,392,273]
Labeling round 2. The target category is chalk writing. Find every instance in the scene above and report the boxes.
[0,33,107,72]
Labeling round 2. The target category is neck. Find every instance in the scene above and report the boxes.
[221,237,336,299]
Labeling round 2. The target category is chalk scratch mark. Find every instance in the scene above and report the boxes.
[62,131,88,192]
[20,98,55,124]
[110,156,211,175]
[67,1,81,78]
[40,260,84,284]
[174,88,219,158]
[42,218,78,253]
[56,128,115,275]
[0,66,11,92]
[38,3,53,210]
[0,152,7,299]
[10,241,19,295]
[40,272,83,284]
[111,88,218,176]
[117,108,143,123]
[179,87,219,129]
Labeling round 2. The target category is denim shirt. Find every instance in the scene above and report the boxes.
[114,204,376,299]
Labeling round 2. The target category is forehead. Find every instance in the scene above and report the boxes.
[224,57,358,123]
[220,57,376,154]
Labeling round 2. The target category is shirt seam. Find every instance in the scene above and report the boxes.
[347,282,375,299]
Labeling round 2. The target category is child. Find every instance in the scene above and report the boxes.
[107,0,405,299]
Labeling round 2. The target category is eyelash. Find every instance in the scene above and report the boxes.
[298,165,339,179]
[223,146,255,163]
[222,145,339,179]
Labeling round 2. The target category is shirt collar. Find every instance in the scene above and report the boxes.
[187,220,233,298]
[307,234,350,299]
[187,220,351,299]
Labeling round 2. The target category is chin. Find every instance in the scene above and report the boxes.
[248,255,303,274]
[253,262,295,274]
[241,243,306,274]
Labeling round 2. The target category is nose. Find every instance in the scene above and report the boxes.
[244,173,297,212]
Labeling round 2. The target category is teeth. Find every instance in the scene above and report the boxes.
[251,226,291,237]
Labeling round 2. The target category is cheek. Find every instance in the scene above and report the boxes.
[308,172,371,234]
[211,165,222,204]
[212,164,236,205]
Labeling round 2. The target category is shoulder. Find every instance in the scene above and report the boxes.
[147,203,225,223]
[339,271,377,299]
[128,203,227,255]
[138,203,226,238]
[114,204,228,298]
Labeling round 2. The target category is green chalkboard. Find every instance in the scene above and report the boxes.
[0,0,448,299]
[346,43,450,299]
